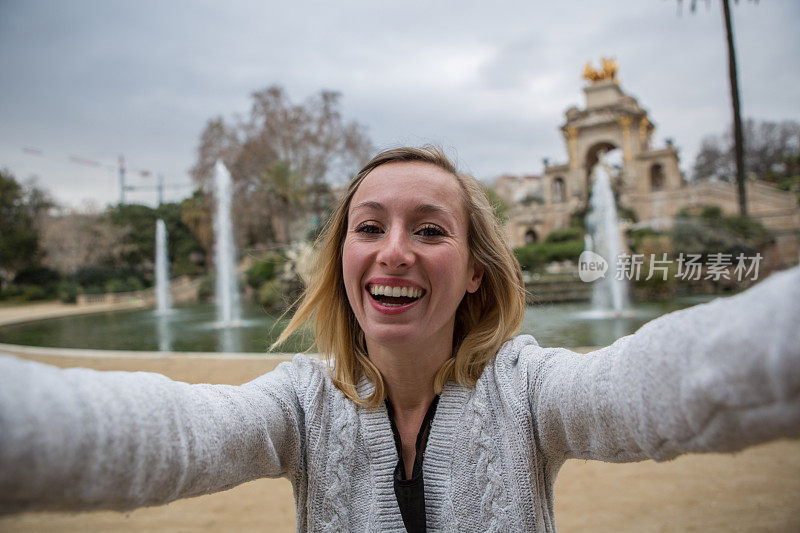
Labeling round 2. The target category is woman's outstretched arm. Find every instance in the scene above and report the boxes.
[0,357,304,514]
[526,267,800,464]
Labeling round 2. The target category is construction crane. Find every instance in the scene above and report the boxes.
[21,147,193,206]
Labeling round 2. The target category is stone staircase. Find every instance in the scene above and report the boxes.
[524,273,592,304]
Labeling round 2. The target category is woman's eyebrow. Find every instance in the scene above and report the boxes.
[350,200,385,214]
[350,201,455,219]
[413,203,456,219]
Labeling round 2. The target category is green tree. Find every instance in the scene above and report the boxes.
[0,169,51,285]
[106,203,205,280]
[155,203,206,276]
[106,204,160,271]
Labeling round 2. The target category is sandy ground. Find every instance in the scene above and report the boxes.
[0,353,798,532]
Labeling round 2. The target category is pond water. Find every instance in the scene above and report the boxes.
[522,295,714,348]
[0,295,716,353]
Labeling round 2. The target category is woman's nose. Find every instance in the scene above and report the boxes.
[376,228,414,269]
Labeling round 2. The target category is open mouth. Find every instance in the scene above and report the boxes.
[367,284,425,307]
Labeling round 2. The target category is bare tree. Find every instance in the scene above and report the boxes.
[692,135,731,182]
[190,86,373,249]
[179,191,215,260]
[743,119,800,181]
[692,119,800,183]
[190,117,241,194]
[39,210,131,276]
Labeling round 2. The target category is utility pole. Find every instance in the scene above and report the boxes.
[157,173,164,206]
[118,154,127,205]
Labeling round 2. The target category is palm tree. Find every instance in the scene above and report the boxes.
[680,0,754,215]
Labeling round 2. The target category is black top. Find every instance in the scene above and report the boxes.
[385,395,440,533]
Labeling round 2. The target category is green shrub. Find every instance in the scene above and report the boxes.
[545,227,583,243]
[4,267,63,302]
[671,205,773,258]
[197,274,214,301]
[776,175,800,204]
[0,284,50,302]
[103,277,144,294]
[514,239,584,272]
[627,227,665,254]
[20,285,48,301]
[12,267,61,286]
[73,266,119,288]
[520,194,544,206]
[59,282,79,303]
[257,279,285,311]
[700,205,723,220]
[72,266,146,293]
[246,253,288,289]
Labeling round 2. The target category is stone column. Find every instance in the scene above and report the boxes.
[566,127,579,170]
[638,117,650,150]
[618,116,633,164]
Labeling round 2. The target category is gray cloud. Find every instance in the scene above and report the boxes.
[0,0,798,208]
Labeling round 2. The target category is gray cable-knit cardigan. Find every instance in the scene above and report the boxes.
[1,268,799,531]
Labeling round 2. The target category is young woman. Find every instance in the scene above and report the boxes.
[1,146,798,532]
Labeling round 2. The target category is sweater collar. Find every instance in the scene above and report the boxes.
[356,371,472,530]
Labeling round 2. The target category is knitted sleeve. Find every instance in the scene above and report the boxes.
[525,267,800,464]
[0,356,305,514]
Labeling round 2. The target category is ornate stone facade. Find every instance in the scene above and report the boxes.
[498,72,800,263]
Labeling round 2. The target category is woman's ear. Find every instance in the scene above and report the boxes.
[467,261,484,294]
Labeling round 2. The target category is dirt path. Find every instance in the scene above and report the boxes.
[1,353,798,532]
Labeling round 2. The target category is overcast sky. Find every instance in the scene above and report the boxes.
[1,0,798,209]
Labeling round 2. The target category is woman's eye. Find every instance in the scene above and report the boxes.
[416,225,445,238]
[355,223,382,235]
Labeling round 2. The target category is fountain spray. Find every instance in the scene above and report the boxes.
[155,219,172,315]
[214,160,242,327]
[585,155,629,316]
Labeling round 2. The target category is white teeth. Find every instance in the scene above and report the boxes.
[368,284,422,299]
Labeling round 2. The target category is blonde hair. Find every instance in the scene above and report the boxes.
[273,146,525,407]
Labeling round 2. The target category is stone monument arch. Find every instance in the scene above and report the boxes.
[503,59,684,244]
[498,59,800,260]
[582,141,621,192]
[545,60,682,204]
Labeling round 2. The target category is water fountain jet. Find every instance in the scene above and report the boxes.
[213,160,242,328]
[155,219,172,316]
[585,153,630,317]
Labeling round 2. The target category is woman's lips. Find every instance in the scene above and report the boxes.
[366,277,425,291]
[365,287,423,316]
[364,278,426,315]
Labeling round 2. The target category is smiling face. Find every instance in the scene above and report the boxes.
[342,161,483,355]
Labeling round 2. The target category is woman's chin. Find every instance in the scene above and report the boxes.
[364,327,422,349]
[362,320,454,355]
